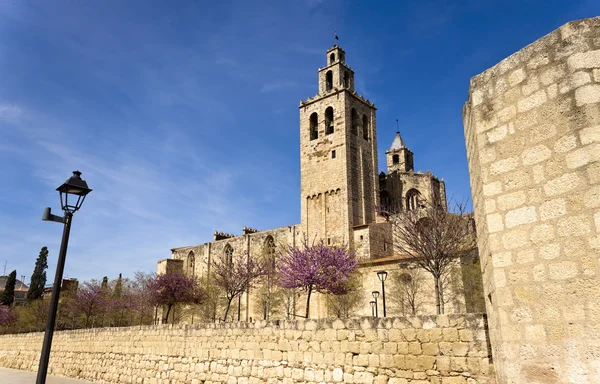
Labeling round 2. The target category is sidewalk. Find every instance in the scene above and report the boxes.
[0,367,96,384]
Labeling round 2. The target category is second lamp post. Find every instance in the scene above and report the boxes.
[377,270,388,317]
[372,290,379,318]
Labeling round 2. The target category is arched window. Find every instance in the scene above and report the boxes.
[405,189,421,211]
[326,70,333,91]
[393,154,400,164]
[325,107,334,135]
[187,251,195,277]
[329,53,335,64]
[224,244,234,266]
[309,112,318,140]
[351,108,359,135]
[343,71,349,88]
[362,114,369,140]
[263,236,276,271]
[399,273,413,285]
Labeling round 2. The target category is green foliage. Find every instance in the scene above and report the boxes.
[113,273,122,298]
[27,246,49,302]
[0,270,17,306]
[325,271,364,318]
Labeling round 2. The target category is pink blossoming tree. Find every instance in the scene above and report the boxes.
[148,272,205,324]
[276,240,358,318]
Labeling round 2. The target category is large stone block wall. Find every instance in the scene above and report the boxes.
[463,17,600,384]
[0,315,494,384]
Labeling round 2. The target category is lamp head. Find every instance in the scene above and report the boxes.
[372,290,380,299]
[369,301,375,308]
[377,270,388,282]
[57,171,92,213]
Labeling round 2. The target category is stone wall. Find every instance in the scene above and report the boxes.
[463,17,600,384]
[0,315,494,384]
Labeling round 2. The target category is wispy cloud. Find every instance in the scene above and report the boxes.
[0,103,22,122]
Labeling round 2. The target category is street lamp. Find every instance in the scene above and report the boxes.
[372,290,380,318]
[377,270,388,317]
[37,171,91,384]
[370,300,376,317]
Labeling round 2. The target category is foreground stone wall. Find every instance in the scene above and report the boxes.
[0,315,494,384]
[463,17,600,384]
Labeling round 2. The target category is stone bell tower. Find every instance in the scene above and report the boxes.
[299,45,379,247]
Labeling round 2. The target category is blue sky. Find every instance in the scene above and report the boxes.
[0,0,598,283]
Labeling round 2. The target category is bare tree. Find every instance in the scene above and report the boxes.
[391,267,425,315]
[212,252,265,322]
[325,272,363,318]
[390,199,476,314]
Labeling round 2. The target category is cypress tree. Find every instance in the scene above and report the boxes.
[1,270,17,306]
[101,276,109,290]
[27,246,49,302]
[114,273,122,297]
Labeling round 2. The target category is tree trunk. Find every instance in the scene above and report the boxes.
[305,287,313,319]
[223,297,233,322]
[165,304,172,324]
[438,278,445,314]
[434,276,442,315]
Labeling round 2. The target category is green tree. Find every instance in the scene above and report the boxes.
[113,273,122,297]
[27,246,49,302]
[1,270,17,306]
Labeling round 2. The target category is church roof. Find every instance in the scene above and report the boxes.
[389,132,405,150]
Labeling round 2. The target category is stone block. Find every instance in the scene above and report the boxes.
[548,261,579,280]
[539,243,561,260]
[441,377,466,384]
[490,157,519,175]
[557,215,592,237]
[580,125,600,145]
[483,181,502,196]
[509,68,526,86]
[567,49,600,69]
[505,206,538,228]
[575,84,600,106]
[522,144,552,165]
[544,172,582,196]
[518,90,547,112]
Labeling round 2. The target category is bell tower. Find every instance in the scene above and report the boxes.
[299,45,379,247]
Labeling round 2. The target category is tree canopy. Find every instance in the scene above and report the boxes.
[277,240,358,318]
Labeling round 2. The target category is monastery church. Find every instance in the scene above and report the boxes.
[158,45,480,320]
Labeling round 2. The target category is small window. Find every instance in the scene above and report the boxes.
[344,71,349,88]
[327,238,331,245]
[393,154,399,164]
[325,107,334,134]
[383,242,388,251]
[326,71,333,92]
[351,108,358,135]
[360,235,364,240]
[332,150,336,159]
[309,113,318,140]
[363,115,369,140]
[329,53,335,64]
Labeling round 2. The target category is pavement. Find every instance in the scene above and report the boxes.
[0,367,96,384]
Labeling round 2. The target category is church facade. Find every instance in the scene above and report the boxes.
[158,45,476,321]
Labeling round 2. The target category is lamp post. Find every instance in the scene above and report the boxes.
[370,300,376,317]
[36,171,91,384]
[377,270,388,317]
[372,291,380,318]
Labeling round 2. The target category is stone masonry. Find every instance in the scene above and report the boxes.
[463,17,600,384]
[0,315,495,384]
